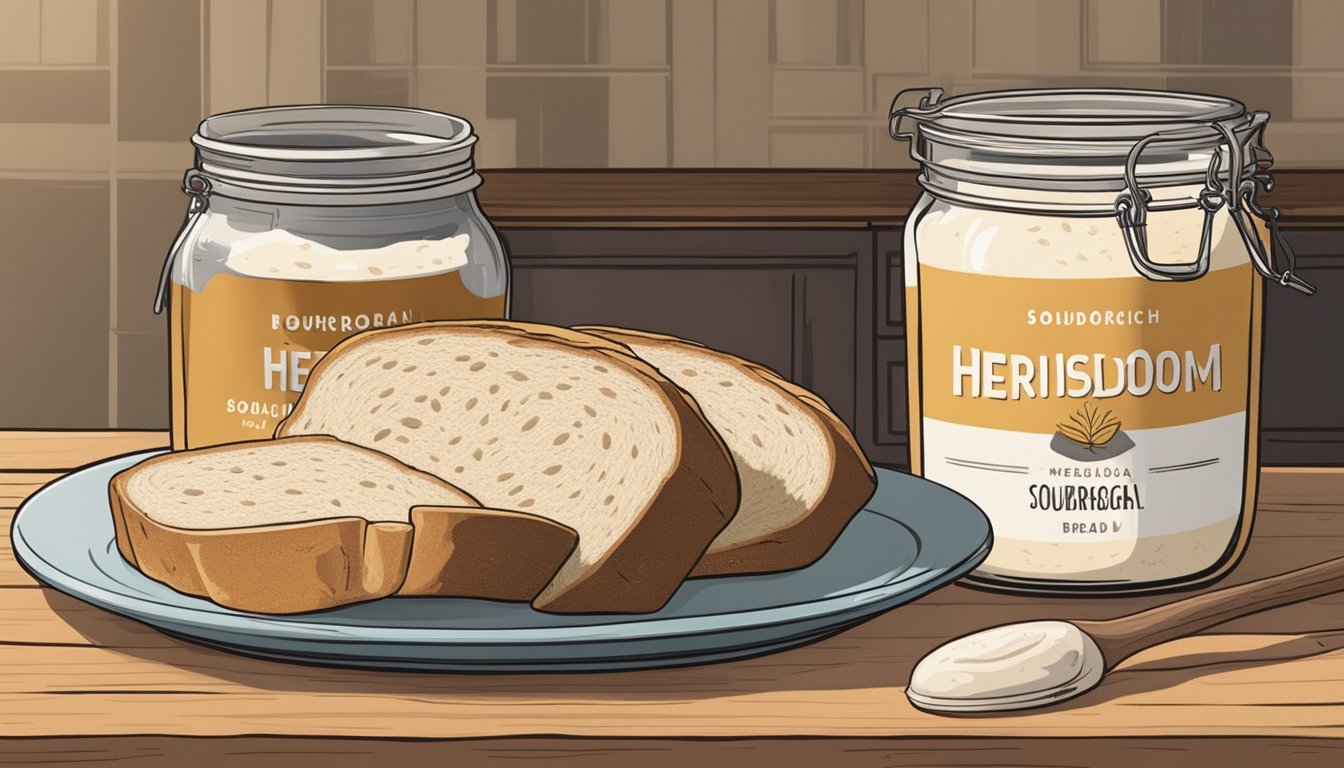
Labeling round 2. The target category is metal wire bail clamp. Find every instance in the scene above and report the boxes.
[153,170,213,315]
[1226,122,1317,295]
[1115,115,1315,294]
[1113,122,1239,283]
[889,87,946,141]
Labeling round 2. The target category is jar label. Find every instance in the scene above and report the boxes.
[909,262,1258,582]
[171,272,506,449]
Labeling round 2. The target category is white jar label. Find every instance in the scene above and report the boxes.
[923,414,1245,542]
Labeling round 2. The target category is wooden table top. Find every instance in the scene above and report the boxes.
[5,431,1344,767]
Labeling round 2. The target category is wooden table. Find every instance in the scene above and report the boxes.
[4,431,1344,766]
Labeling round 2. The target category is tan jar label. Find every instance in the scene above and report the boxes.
[170,272,505,449]
[908,262,1260,582]
[918,264,1253,431]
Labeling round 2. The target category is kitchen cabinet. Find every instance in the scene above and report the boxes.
[1260,229,1344,464]
[486,171,1343,468]
[506,227,874,459]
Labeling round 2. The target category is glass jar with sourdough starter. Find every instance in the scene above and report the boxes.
[890,88,1314,595]
[156,106,509,450]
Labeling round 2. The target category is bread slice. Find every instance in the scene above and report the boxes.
[110,436,575,613]
[580,326,876,577]
[277,320,740,614]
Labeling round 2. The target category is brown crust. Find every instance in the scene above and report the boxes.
[399,506,578,601]
[108,436,475,615]
[579,326,877,578]
[278,320,740,615]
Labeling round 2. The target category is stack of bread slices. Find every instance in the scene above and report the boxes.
[111,322,876,615]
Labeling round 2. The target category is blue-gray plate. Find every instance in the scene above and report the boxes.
[12,451,990,672]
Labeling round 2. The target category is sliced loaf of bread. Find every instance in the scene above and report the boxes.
[110,436,576,613]
[277,321,740,614]
[581,326,876,577]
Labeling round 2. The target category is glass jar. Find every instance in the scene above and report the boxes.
[889,88,1314,595]
[156,106,509,450]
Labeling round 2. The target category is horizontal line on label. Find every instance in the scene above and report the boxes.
[943,456,1030,470]
[945,459,1030,475]
[1149,458,1221,473]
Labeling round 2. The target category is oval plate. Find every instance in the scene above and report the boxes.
[12,452,989,672]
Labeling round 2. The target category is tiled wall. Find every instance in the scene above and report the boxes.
[1,0,1341,427]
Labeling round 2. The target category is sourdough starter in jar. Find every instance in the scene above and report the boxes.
[891,89,1313,594]
[160,106,508,449]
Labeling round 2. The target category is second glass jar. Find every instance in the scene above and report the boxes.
[159,105,510,450]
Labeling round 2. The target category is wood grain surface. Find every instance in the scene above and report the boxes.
[0,431,166,472]
[0,737,1338,768]
[2,737,1344,768]
[4,433,1344,764]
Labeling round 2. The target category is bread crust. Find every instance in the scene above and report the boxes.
[400,506,578,601]
[580,326,877,577]
[278,320,741,614]
[109,436,481,614]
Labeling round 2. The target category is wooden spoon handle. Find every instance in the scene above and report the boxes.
[1080,555,1344,667]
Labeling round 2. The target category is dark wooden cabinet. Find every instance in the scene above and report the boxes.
[501,217,1344,469]
[874,229,905,340]
[505,229,871,444]
[1260,230,1344,464]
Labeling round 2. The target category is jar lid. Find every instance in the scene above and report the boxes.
[890,88,1271,211]
[913,88,1247,142]
[888,87,1315,295]
[191,105,482,204]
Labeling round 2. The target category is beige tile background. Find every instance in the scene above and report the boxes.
[0,0,1340,427]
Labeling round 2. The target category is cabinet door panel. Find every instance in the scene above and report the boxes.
[513,265,796,375]
[875,229,904,339]
[872,338,909,469]
[505,229,865,429]
[1260,230,1344,464]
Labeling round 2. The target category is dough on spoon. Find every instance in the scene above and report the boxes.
[907,620,1105,713]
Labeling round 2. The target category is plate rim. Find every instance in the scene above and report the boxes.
[12,450,990,648]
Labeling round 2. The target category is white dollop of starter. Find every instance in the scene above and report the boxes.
[906,620,1106,713]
